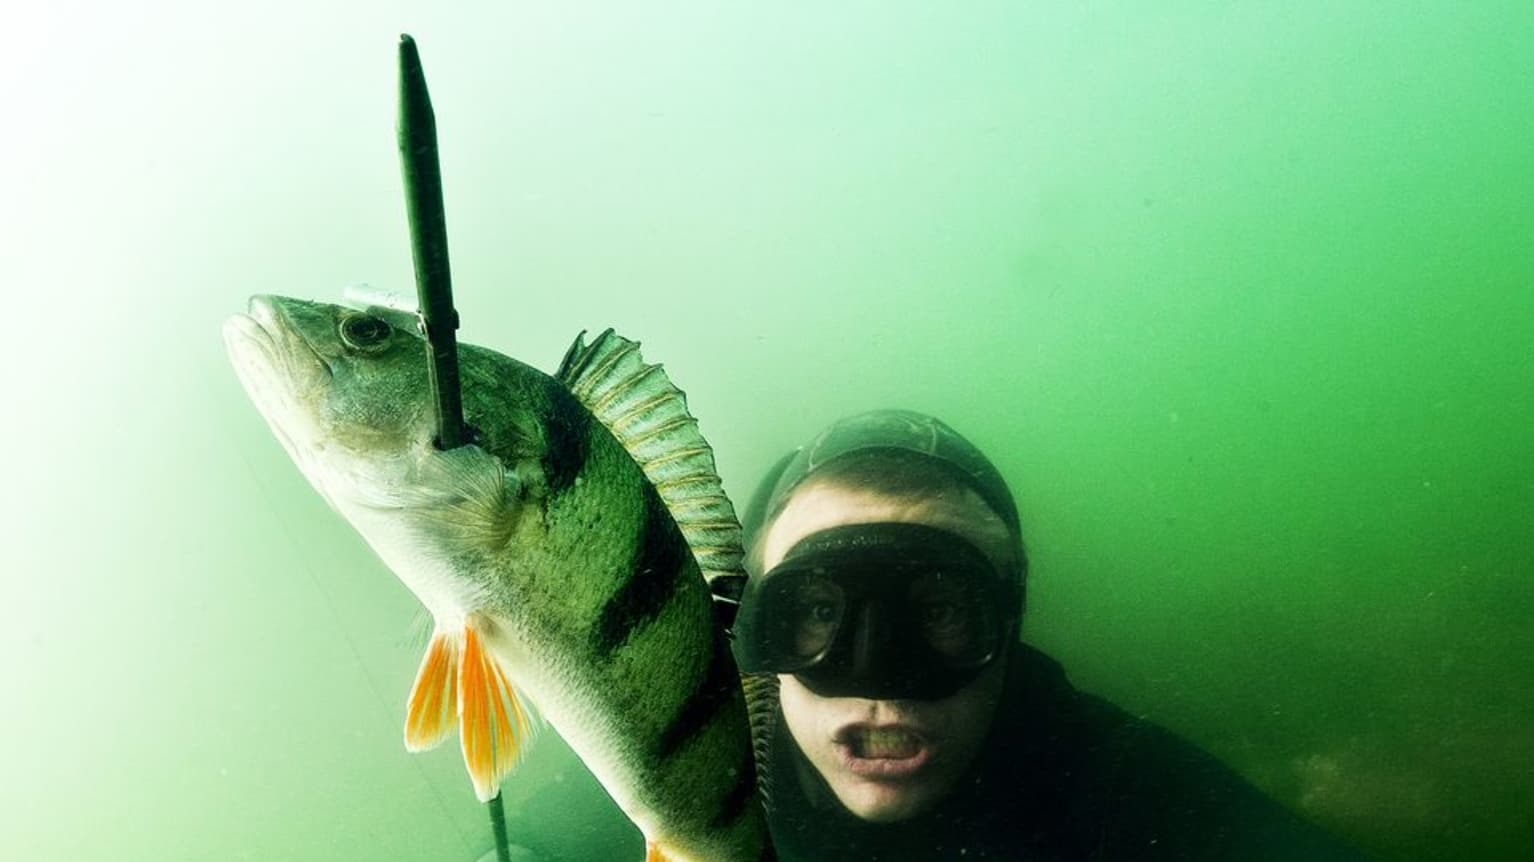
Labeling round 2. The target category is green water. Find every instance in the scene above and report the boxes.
[3,3,1530,860]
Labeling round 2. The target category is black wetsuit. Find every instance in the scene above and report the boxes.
[764,643,1365,861]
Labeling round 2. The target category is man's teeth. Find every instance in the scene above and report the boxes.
[851,728,922,759]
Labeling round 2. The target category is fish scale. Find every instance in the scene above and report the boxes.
[224,295,773,862]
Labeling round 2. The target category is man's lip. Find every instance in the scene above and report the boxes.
[832,724,935,780]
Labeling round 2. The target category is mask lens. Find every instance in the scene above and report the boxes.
[782,570,845,664]
[908,569,998,666]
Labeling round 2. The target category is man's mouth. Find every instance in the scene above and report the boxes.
[848,726,922,758]
[834,725,934,778]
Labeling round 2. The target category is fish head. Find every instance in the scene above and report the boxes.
[222,293,452,499]
[233,292,561,509]
[224,292,604,620]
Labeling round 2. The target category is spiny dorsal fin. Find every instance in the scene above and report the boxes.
[556,329,746,592]
[558,330,774,807]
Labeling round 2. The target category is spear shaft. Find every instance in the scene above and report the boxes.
[398,33,468,450]
[396,35,506,862]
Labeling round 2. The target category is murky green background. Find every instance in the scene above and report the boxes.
[3,3,1530,860]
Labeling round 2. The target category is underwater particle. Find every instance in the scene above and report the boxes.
[1292,749,1439,827]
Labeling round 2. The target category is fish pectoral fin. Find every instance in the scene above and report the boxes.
[404,628,460,752]
[386,444,519,550]
[459,620,537,802]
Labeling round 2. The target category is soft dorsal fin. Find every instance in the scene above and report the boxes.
[556,329,746,595]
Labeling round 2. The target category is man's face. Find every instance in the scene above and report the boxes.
[760,480,1014,822]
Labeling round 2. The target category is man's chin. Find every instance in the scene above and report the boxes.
[831,777,942,823]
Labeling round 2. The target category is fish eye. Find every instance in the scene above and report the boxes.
[339,314,394,352]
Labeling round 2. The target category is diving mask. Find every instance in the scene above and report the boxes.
[734,522,1017,701]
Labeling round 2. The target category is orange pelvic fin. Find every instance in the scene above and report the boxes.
[459,620,535,802]
[404,628,460,752]
[644,840,676,862]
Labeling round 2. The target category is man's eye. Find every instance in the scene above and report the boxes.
[922,602,964,629]
[795,599,838,625]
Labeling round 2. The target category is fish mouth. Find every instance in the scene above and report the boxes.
[223,295,333,397]
[225,295,330,368]
[832,724,936,779]
[223,295,334,462]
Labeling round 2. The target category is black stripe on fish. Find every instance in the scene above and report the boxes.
[657,627,740,760]
[709,742,761,830]
[592,486,691,656]
[655,629,762,829]
[541,382,590,494]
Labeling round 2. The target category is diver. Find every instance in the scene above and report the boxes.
[729,410,1365,860]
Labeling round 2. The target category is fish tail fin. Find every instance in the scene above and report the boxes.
[459,620,536,802]
[404,627,461,752]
